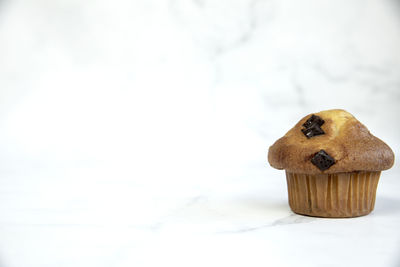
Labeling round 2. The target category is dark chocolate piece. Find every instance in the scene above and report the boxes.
[311,150,335,171]
[303,114,324,128]
[301,124,325,138]
[302,114,325,138]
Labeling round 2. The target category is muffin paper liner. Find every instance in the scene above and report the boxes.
[286,171,381,218]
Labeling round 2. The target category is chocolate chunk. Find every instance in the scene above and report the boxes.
[301,124,325,138]
[311,150,335,171]
[303,114,324,128]
[302,114,325,138]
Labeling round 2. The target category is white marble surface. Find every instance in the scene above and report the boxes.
[0,0,400,266]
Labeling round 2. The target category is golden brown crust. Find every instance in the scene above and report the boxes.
[268,109,395,174]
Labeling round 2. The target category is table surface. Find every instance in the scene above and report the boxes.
[0,163,399,267]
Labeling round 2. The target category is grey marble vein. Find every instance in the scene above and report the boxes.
[218,214,317,234]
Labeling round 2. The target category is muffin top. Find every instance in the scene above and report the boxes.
[268,109,394,174]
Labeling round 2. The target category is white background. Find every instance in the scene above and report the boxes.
[0,0,400,266]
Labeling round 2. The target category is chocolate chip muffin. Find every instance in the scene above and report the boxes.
[268,109,394,218]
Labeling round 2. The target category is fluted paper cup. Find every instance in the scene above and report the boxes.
[285,171,381,218]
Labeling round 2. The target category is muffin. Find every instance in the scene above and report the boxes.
[268,109,394,218]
